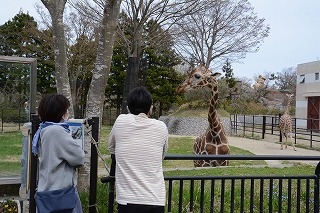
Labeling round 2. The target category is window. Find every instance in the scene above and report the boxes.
[299,74,305,83]
[315,72,319,80]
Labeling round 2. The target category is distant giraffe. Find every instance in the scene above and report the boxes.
[279,93,296,151]
[253,75,267,90]
[176,64,230,167]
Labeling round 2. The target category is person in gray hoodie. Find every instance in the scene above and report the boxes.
[32,94,85,213]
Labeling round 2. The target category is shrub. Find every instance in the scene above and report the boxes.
[0,109,28,123]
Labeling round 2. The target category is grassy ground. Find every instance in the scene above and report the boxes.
[0,126,316,178]
[98,126,314,174]
[0,132,22,176]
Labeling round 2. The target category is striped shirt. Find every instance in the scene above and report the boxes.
[109,113,168,206]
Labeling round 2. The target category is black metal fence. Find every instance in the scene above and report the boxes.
[0,108,28,132]
[0,107,116,132]
[230,114,320,149]
[102,155,320,213]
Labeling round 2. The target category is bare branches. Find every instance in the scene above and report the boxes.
[119,0,199,51]
[68,0,105,23]
[174,0,270,68]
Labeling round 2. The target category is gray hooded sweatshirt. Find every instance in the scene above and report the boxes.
[37,125,85,191]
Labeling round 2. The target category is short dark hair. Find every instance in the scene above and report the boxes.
[38,94,70,123]
[127,87,152,115]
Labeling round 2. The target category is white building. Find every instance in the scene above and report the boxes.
[295,60,320,130]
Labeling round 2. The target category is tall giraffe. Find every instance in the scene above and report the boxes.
[177,64,230,167]
[279,93,296,151]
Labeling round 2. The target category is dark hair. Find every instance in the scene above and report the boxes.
[127,87,152,115]
[38,94,70,123]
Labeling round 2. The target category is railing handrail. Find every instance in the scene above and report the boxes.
[164,154,320,161]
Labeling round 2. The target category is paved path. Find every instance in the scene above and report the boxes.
[228,136,320,166]
[168,134,320,167]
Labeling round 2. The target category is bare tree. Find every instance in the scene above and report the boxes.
[40,0,75,117]
[65,10,97,118]
[174,0,270,69]
[274,67,297,93]
[39,0,121,189]
[69,0,121,119]
[118,0,199,113]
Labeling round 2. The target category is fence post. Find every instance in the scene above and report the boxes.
[310,128,313,148]
[19,107,21,130]
[29,114,40,213]
[243,115,246,137]
[262,116,266,139]
[314,162,320,213]
[1,108,3,131]
[252,115,255,138]
[234,114,238,135]
[108,154,116,213]
[271,116,274,134]
[294,118,297,144]
[88,117,99,213]
[229,114,233,134]
[279,113,282,143]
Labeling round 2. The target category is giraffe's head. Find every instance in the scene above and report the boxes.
[286,93,294,99]
[176,64,221,93]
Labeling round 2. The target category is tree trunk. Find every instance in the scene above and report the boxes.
[121,56,140,113]
[159,102,163,117]
[121,34,143,113]
[81,0,121,189]
[41,0,74,117]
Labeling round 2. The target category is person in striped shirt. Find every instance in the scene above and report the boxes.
[109,86,169,213]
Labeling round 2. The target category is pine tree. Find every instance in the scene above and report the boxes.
[222,59,236,89]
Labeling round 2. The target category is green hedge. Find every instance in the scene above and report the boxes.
[0,108,28,123]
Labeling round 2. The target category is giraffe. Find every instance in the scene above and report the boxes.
[253,75,267,90]
[176,64,230,167]
[279,93,296,151]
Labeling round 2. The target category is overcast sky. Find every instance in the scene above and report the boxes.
[1,0,320,81]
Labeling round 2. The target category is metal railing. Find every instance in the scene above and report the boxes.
[230,114,320,148]
[102,155,320,213]
[0,107,28,132]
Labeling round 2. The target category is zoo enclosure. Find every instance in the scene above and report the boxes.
[0,107,117,132]
[102,155,320,213]
[230,114,320,148]
[0,107,28,132]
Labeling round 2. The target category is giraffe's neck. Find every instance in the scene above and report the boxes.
[284,97,291,114]
[207,85,220,132]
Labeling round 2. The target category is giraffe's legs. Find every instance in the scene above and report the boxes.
[285,134,287,149]
[280,132,296,151]
[289,133,297,151]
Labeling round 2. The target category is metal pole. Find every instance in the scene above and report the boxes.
[262,116,266,139]
[279,114,282,143]
[243,115,246,136]
[29,114,39,213]
[108,154,116,213]
[252,115,255,137]
[89,117,99,213]
[314,162,320,213]
[1,108,3,131]
[29,60,37,117]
